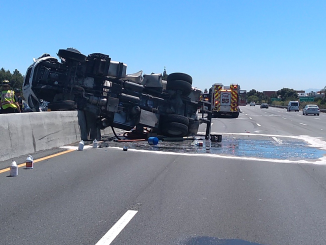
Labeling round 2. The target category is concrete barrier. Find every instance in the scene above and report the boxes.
[0,111,112,162]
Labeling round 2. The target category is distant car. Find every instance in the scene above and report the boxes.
[287,101,299,112]
[303,104,320,116]
[250,102,255,106]
[260,103,269,109]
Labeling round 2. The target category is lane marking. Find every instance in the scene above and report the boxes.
[60,145,93,150]
[0,150,75,174]
[96,210,138,245]
[114,144,326,165]
[256,123,261,127]
[272,137,283,144]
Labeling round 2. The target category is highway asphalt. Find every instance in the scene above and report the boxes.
[1,106,326,245]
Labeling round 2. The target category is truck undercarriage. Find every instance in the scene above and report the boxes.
[23,48,209,141]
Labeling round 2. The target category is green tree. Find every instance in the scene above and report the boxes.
[0,68,12,82]
[11,69,24,90]
[247,89,257,97]
[247,89,268,103]
[247,95,259,103]
[277,88,298,101]
[0,68,24,91]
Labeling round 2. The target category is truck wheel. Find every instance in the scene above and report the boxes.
[166,80,192,96]
[57,49,86,62]
[161,114,189,126]
[88,53,110,60]
[48,100,76,111]
[167,73,192,85]
[161,122,189,137]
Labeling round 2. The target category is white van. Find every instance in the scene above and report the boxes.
[287,101,299,112]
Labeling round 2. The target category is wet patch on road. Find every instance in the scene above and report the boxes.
[102,133,326,162]
[207,137,324,161]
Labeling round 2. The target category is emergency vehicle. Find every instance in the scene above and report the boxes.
[239,90,247,106]
[211,83,240,118]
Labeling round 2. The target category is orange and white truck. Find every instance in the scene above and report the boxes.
[211,83,240,118]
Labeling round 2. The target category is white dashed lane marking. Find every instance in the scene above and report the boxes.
[95,210,138,245]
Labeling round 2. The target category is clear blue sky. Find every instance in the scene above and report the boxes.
[1,0,325,92]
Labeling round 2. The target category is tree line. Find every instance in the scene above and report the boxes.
[0,68,24,91]
[247,88,300,104]
[247,87,326,104]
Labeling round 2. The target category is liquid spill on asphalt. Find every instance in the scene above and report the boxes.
[207,138,324,161]
[103,134,326,162]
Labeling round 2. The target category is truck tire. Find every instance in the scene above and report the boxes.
[166,80,192,96]
[167,73,192,85]
[161,122,188,137]
[161,114,189,126]
[57,49,86,62]
[88,53,110,60]
[48,100,76,111]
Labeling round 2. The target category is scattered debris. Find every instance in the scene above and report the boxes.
[78,140,84,151]
[148,137,159,145]
[93,139,98,148]
[10,161,18,177]
[25,155,34,169]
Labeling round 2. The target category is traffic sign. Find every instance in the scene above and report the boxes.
[299,97,314,102]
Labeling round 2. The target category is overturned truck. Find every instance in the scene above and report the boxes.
[23,48,204,140]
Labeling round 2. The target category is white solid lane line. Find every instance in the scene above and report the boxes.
[96,210,138,245]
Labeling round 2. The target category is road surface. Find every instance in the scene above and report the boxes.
[1,106,326,245]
